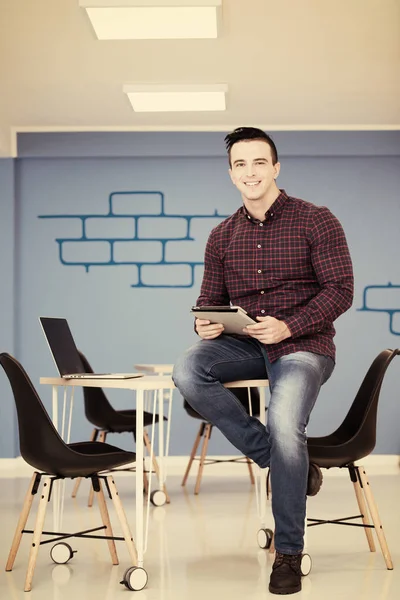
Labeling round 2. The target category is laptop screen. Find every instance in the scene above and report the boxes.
[40,317,86,376]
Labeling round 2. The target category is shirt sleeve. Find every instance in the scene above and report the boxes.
[283,206,354,338]
[196,232,230,306]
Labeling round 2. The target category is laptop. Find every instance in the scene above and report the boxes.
[39,317,144,380]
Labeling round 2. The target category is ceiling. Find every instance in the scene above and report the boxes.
[1,0,400,157]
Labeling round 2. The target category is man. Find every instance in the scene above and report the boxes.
[173,127,353,595]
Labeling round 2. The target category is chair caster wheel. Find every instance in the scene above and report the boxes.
[120,566,148,591]
[257,528,273,549]
[50,542,75,564]
[300,553,312,576]
[150,489,167,506]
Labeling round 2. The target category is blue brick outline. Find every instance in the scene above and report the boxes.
[38,190,229,288]
[358,282,400,336]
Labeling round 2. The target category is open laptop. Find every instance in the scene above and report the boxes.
[39,317,143,380]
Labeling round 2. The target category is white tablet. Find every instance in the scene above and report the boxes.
[191,305,256,335]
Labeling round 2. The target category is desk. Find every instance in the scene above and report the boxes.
[40,374,175,574]
[40,374,271,581]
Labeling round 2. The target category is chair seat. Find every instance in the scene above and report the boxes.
[26,441,136,478]
[307,435,375,469]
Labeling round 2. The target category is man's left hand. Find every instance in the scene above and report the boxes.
[243,316,291,344]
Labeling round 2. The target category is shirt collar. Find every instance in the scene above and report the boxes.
[242,189,288,223]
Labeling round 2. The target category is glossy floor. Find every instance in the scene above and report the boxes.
[0,471,399,599]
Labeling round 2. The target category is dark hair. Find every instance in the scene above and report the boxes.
[224,127,279,166]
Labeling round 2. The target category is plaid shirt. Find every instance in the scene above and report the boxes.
[196,190,354,362]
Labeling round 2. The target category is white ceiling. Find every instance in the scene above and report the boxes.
[1,0,400,157]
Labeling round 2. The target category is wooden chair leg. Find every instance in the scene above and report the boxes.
[6,472,39,572]
[195,423,212,495]
[245,456,255,485]
[95,478,119,565]
[24,476,52,592]
[357,466,393,569]
[72,428,99,498]
[143,430,170,503]
[182,423,204,487]
[143,462,149,495]
[107,476,138,566]
[88,430,107,507]
[352,474,376,552]
[269,531,275,554]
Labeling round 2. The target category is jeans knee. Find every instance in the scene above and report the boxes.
[268,419,306,458]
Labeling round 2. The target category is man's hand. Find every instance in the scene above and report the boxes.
[243,316,291,344]
[196,318,224,340]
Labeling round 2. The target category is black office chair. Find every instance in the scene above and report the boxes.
[182,387,261,494]
[71,350,169,506]
[0,352,146,592]
[306,348,399,570]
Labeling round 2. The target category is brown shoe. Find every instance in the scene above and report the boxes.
[269,552,302,595]
[307,463,323,496]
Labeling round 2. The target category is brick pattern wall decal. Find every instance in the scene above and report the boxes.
[38,191,230,288]
[358,282,400,335]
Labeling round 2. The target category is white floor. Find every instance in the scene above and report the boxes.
[0,468,399,600]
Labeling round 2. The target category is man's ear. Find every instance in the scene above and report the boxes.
[228,168,235,185]
[274,162,281,179]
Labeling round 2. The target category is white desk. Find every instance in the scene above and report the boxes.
[40,374,271,581]
[40,374,175,574]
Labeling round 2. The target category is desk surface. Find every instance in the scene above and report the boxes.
[134,364,174,374]
[40,376,269,390]
[40,375,175,390]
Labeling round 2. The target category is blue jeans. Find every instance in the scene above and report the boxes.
[172,335,334,555]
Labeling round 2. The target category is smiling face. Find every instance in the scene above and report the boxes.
[229,140,281,211]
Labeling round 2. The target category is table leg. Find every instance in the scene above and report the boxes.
[135,389,144,567]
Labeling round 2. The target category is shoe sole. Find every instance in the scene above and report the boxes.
[268,583,302,595]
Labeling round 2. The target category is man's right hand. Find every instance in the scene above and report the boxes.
[195,318,224,340]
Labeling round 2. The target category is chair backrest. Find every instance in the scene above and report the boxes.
[77,350,120,428]
[332,348,399,453]
[0,352,71,472]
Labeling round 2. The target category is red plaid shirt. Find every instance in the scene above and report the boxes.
[196,190,354,362]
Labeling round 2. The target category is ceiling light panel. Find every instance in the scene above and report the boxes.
[80,1,222,40]
[123,84,227,112]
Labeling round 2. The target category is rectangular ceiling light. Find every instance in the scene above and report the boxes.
[79,1,221,40]
[123,84,227,112]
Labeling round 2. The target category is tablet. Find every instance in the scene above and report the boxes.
[191,305,256,335]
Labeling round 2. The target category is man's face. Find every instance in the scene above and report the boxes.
[229,140,280,203]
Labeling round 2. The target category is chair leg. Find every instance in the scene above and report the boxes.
[352,473,376,552]
[269,531,275,554]
[357,466,393,569]
[106,475,138,566]
[95,478,119,565]
[143,430,170,504]
[24,476,52,592]
[195,423,212,495]
[181,423,204,487]
[88,430,107,507]
[6,472,40,572]
[143,462,149,495]
[72,428,99,499]
[245,456,255,485]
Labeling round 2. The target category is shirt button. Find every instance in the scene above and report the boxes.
[257,244,261,248]
[261,309,265,314]
[270,212,274,217]
[257,269,262,274]
[260,290,264,294]
[259,223,263,227]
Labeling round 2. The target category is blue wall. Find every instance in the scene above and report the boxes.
[0,159,17,457]
[1,131,399,458]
